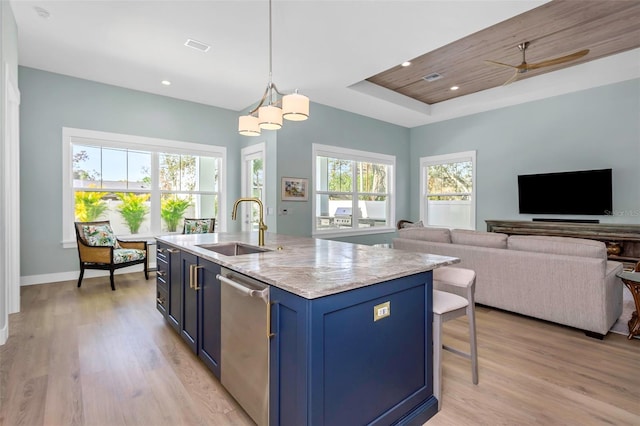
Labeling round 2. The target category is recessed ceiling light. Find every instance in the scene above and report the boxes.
[450,86,459,91]
[185,38,211,52]
[401,61,411,67]
[34,6,51,19]
[161,80,171,86]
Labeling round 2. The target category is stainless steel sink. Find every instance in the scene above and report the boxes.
[196,242,271,256]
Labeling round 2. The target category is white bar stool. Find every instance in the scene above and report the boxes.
[432,267,478,410]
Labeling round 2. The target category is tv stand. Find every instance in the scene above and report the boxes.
[532,218,600,224]
[486,220,640,269]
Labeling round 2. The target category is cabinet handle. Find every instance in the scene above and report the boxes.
[157,248,166,254]
[189,264,195,289]
[168,248,180,253]
[267,302,275,339]
[157,270,166,277]
[156,297,165,305]
[193,266,204,290]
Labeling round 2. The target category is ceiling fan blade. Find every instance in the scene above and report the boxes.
[527,49,590,70]
[484,60,518,69]
[503,70,520,86]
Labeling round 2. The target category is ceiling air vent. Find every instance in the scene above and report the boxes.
[184,38,211,52]
[422,73,443,82]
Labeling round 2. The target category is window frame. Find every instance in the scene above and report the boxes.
[62,127,227,247]
[312,143,396,238]
[240,143,267,231]
[420,150,476,230]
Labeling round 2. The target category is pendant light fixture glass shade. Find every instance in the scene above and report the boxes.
[258,104,283,130]
[238,115,261,136]
[237,0,309,136]
[282,92,309,121]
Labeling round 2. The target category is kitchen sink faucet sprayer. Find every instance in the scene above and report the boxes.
[231,198,268,246]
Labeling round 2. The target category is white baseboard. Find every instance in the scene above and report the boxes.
[20,263,157,286]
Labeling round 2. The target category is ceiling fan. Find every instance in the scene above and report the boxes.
[486,42,590,85]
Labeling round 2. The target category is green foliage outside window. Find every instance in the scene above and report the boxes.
[116,193,150,234]
[427,161,472,200]
[161,198,192,232]
[75,191,109,222]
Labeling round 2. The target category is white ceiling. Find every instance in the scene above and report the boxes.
[10,0,640,128]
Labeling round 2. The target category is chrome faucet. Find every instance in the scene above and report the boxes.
[231,197,268,246]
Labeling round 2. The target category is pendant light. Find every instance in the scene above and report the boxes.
[238,0,309,136]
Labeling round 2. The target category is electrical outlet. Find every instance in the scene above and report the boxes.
[373,301,391,321]
[279,208,289,215]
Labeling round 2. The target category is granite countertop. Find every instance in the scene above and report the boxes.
[156,232,459,299]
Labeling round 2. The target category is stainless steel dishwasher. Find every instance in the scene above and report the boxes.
[217,268,270,426]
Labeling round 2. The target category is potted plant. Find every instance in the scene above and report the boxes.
[116,193,150,234]
[161,198,191,232]
[75,191,109,222]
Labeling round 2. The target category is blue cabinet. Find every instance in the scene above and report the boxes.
[156,241,437,425]
[269,271,437,426]
[167,245,182,333]
[197,257,221,378]
[181,251,199,353]
[173,252,221,378]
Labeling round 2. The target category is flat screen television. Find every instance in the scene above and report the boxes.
[518,169,612,215]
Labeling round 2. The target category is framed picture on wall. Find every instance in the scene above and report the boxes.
[281,177,309,201]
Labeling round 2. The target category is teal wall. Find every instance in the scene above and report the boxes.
[409,79,640,229]
[274,102,410,239]
[18,65,639,279]
[19,67,406,278]
[19,67,241,276]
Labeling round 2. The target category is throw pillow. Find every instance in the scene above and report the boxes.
[403,220,424,228]
[184,219,211,234]
[82,224,120,248]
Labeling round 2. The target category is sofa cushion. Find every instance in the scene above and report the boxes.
[398,226,451,243]
[451,229,508,249]
[113,248,146,264]
[507,235,606,259]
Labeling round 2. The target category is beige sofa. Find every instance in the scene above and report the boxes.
[393,227,623,337]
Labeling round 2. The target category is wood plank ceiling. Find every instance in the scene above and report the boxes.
[366,0,640,105]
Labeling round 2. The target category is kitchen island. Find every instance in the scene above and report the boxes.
[155,232,458,426]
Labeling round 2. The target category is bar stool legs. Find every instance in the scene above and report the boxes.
[432,267,479,410]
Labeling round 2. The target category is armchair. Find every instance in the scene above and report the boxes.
[74,221,148,291]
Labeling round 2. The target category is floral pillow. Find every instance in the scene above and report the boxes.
[184,219,211,234]
[82,224,121,248]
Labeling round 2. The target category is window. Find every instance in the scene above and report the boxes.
[420,151,476,229]
[313,144,395,236]
[63,128,226,246]
[241,143,266,231]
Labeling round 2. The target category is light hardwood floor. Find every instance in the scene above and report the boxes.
[1,273,638,426]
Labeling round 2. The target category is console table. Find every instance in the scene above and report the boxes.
[486,220,640,269]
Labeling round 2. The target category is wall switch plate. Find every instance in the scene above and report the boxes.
[267,207,274,215]
[373,301,391,321]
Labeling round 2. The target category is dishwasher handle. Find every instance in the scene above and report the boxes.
[217,274,269,304]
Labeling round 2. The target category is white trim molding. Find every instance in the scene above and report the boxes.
[4,63,21,316]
